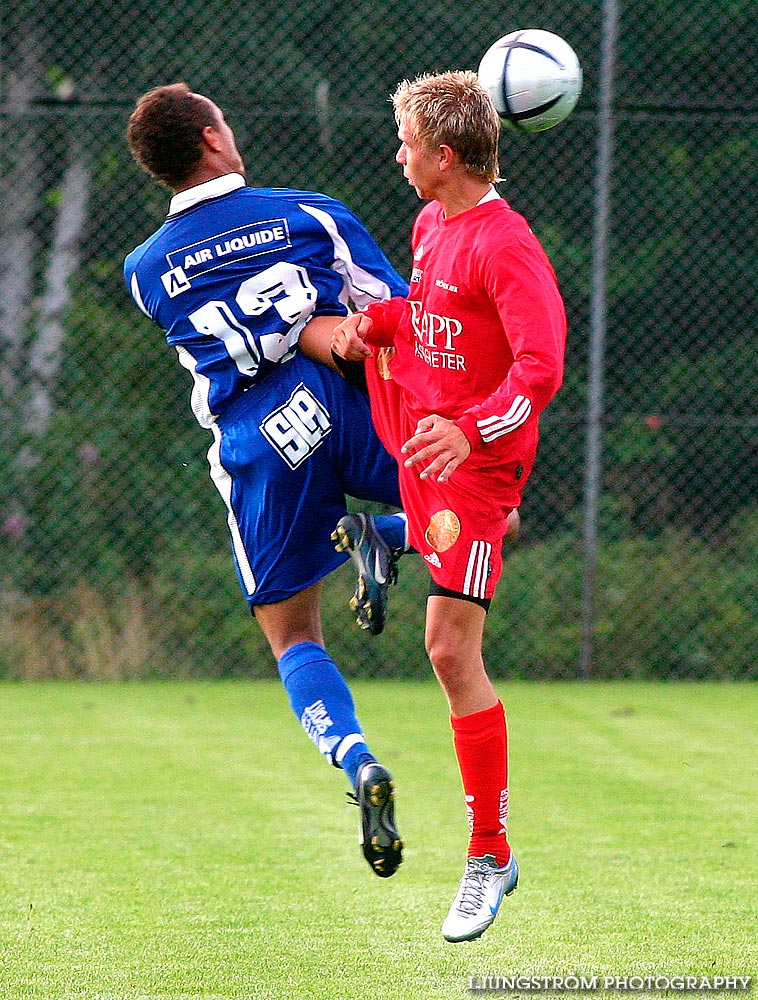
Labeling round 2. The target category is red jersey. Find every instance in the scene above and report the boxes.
[365,194,566,465]
[361,192,566,597]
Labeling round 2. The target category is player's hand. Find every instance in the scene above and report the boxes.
[401,414,471,483]
[331,313,373,361]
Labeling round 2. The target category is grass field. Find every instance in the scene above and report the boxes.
[0,681,755,999]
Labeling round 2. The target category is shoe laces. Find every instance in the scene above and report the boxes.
[454,858,495,916]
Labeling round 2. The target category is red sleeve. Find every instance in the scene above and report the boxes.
[363,296,408,347]
[455,236,566,450]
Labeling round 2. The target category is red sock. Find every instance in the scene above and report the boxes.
[451,700,511,866]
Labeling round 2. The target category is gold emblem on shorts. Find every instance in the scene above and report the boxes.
[376,347,395,381]
[425,509,461,552]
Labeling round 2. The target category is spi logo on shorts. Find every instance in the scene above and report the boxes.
[260,383,332,469]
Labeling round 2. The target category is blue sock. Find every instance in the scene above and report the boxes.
[373,512,412,552]
[277,641,374,788]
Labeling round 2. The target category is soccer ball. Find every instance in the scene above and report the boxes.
[477,29,582,133]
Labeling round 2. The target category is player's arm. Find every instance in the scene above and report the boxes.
[455,242,566,452]
[330,312,374,361]
[331,292,409,358]
[298,196,408,375]
[299,314,344,369]
[300,313,372,390]
[124,258,155,321]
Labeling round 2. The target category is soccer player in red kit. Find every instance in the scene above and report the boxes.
[331,70,566,942]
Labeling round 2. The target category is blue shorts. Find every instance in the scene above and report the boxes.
[210,352,401,607]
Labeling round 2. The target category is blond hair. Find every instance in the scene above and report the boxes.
[391,71,501,183]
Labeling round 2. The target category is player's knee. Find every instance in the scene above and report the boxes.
[426,634,467,687]
[427,626,492,706]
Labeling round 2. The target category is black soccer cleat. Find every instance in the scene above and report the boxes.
[331,513,400,635]
[350,761,403,879]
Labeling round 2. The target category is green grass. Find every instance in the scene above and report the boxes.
[0,681,755,999]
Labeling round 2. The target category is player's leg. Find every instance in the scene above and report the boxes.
[331,510,408,634]
[504,507,520,543]
[212,358,403,876]
[425,594,510,868]
[329,349,413,632]
[424,593,518,941]
[255,584,402,878]
[424,593,494,717]
[254,582,372,780]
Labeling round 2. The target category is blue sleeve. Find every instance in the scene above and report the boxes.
[295,196,408,312]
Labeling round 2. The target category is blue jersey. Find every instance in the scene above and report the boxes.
[124,173,407,606]
[124,173,408,426]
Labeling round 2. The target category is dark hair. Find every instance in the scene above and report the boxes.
[127,83,217,187]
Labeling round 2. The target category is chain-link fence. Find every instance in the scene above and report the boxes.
[1,1,755,680]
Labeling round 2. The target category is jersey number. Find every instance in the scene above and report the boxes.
[187,262,318,377]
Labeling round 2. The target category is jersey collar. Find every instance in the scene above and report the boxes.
[476,185,501,206]
[439,184,501,222]
[168,173,246,216]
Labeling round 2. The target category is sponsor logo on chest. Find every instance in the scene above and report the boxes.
[409,299,467,371]
[435,277,458,292]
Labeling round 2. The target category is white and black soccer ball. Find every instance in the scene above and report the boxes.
[477,29,582,133]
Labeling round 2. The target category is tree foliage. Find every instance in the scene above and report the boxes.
[0,0,755,677]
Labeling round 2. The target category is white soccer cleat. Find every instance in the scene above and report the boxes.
[441,852,519,943]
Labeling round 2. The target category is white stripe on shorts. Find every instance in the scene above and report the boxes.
[208,424,257,596]
[463,540,492,600]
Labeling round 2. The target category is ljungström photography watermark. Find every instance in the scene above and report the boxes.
[468,975,753,993]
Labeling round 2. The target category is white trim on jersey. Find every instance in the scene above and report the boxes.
[463,540,492,600]
[130,272,151,319]
[475,185,502,206]
[208,423,257,596]
[168,173,245,216]
[476,395,532,442]
[175,345,217,429]
[298,203,393,310]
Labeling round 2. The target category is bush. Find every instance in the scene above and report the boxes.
[1,510,754,681]
[485,509,757,680]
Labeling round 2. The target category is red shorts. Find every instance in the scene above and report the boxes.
[366,350,533,600]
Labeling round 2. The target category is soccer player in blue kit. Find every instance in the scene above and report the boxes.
[124,83,406,878]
